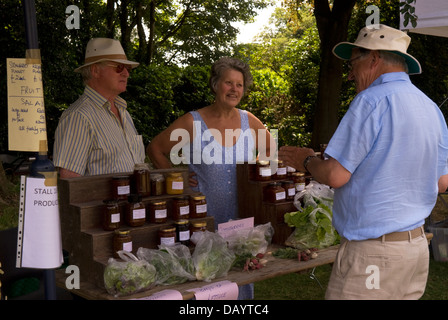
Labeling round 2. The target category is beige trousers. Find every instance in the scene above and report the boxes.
[325,229,429,300]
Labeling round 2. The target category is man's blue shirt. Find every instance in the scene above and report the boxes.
[325,72,448,240]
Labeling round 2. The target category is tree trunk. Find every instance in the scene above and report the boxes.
[106,0,115,38]
[146,0,156,64]
[311,0,356,149]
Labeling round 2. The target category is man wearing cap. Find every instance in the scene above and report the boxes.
[279,25,448,299]
[54,38,145,178]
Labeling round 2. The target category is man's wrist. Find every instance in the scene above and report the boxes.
[303,155,318,172]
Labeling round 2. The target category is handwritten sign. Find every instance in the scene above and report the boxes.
[217,217,254,239]
[188,280,239,300]
[7,58,47,152]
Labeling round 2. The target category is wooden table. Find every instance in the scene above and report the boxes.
[55,245,338,300]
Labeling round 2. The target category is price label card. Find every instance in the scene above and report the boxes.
[7,58,47,152]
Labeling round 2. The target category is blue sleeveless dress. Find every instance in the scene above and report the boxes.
[188,109,255,227]
[188,109,256,300]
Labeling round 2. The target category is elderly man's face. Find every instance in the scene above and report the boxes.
[347,48,382,93]
[90,62,131,97]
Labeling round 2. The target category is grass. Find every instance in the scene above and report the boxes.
[254,256,448,300]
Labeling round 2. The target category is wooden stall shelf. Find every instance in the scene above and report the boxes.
[237,163,308,245]
[58,167,214,289]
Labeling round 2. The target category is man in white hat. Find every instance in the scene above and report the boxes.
[279,25,448,299]
[53,38,145,177]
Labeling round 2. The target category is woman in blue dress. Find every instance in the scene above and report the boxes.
[148,57,274,299]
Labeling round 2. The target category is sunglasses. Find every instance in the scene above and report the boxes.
[106,63,132,73]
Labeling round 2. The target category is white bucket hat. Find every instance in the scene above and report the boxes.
[333,24,421,75]
[74,38,139,73]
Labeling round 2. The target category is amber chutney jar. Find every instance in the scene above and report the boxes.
[150,173,165,196]
[113,229,132,258]
[264,182,286,203]
[190,194,207,218]
[292,172,306,192]
[274,160,287,180]
[126,194,146,227]
[159,226,176,246]
[256,160,271,181]
[190,220,207,236]
[175,219,190,246]
[172,196,190,221]
[166,172,184,195]
[148,200,168,223]
[133,163,151,197]
[282,180,296,201]
[102,199,120,231]
[112,175,131,200]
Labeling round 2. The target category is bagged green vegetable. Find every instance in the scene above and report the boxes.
[137,246,195,285]
[103,251,157,297]
[226,222,274,256]
[191,231,235,282]
[285,181,339,250]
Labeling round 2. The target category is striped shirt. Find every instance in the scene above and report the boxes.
[53,86,145,176]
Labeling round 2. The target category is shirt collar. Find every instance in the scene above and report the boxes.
[370,72,410,88]
[84,85,127,110]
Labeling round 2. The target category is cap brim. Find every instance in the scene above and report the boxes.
[74,58,139,73]
[332,42,422,75]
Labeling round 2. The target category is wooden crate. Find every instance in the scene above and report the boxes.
[237,163,307,245]
[58,168,214,288]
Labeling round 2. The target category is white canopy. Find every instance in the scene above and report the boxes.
[400,0,448,37]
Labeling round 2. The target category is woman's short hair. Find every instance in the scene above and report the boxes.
[209,57,253,95]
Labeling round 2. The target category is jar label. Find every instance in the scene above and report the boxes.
[111,213,120,223]
[287,188,295,197]
[259,168,271,177]
[276,167,287,175]
[276,191,286,201]
[179,230,190,241]
[155,209,167,218]
[295,182,305,192]
[172,181,183,190]
[117,185,130,195]
[160,236,175,246]
[180,205,189,215]
[133,208,146,219]
[196,204,207,213]
[123,241,132,252]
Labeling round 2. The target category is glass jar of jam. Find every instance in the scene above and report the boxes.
[282,180,296,201]
[292,172,306,192]
[166,172,184,194]
[148,200,167,223]
[189,194,207,218]
[256,160,271,181]
[175,219,190,246]
[113,229,132,258]
[102,199,120,231]
[172,196,190,221]
[150,173,165,196]
[125,194,146,227]
[274,160,287,180]
[158,226,176,246]
[133,163,151,197]
[190,220,207,236]
[264,182,286,203]
[112,175,130,200]
[287,165,296,177]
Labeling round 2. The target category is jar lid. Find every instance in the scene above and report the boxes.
[191,221,207,227]
[167,172,182,177]
[282,180,294,184]
[292,172,305,176]
[174,219,189,225]
[191,194,206,200]
[174,195,189,200]
[151,200,167,205]
[160,227,176,232]
[115,229,130,235]
[150,173,164,179]
[256,160,270,165]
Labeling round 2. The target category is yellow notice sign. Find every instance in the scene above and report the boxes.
[7,58,47,152]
